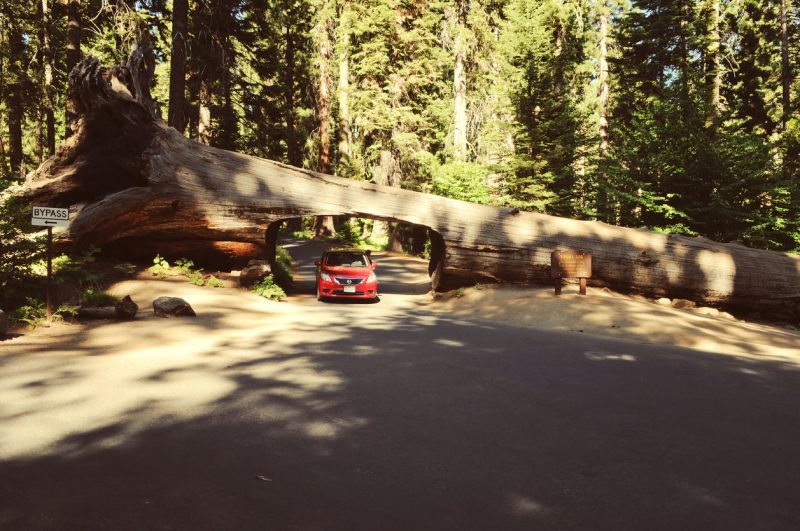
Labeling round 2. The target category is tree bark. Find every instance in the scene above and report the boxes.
[337,1,353,163]
[65,0,82,139]
[313,9,336,238]
[168,0,188,133]
[452,0,468,162]
[14,56,800,320]
[284,21,301,166]
[780,0,791,129]
[709,0,722,126]
[7,23,25,178]
[197,80,212,145]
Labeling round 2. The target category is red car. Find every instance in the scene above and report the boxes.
[315,248,379,301]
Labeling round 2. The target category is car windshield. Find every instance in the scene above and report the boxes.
[326,252,368,267]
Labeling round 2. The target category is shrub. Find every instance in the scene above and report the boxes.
[12,297,78,328]
[82,288,118,307]
[251,275,286,301]
[206,276,225,288]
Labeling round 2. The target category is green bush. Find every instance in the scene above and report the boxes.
[0,195,45,311]
[251,274,286,301]
[12,297,78,329]
[206,276,225,288]
[81,288,118,307]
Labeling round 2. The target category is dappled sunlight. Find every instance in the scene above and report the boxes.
[431,284,800,364]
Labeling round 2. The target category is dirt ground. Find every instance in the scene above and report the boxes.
[429,283,800,363]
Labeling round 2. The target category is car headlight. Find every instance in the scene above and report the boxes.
[367,272,376,283]
[321,271,332,282]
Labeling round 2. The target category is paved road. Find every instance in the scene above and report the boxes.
[1,241,799,530]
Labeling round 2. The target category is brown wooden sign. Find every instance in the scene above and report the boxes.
[551,250,592,295]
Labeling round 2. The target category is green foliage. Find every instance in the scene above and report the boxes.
[149,255,171,279]
[430,162,494,205]
[251,275,286,301]
[12,297,78,329]
[0,195,43,310]
[206,276,225,288]
[454,288,465,298]
[81,289,119,308]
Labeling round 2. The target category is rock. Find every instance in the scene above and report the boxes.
[656,297,672,306]
[695,306,720,317]
[671,298,696,310]
[0,309,7,336]
[239,260,272,287]
[153,297,196,318]
[115,295,138,320]
[719,312,736,320]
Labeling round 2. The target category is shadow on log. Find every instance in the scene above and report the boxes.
[12,56,800,320]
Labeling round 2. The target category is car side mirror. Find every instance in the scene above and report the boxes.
[314,260,320,266]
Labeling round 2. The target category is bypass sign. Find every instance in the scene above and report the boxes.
[32,206,70,227]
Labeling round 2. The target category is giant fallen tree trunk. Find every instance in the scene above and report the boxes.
[14,56,800,320]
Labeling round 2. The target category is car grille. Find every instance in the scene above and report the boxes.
[334,277,364,285]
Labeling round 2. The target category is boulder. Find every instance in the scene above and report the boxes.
[695,307,720,317]
[0,309,7,336]
[239,260,272,287]
[115,295,138,320]
[656,297,672,306]
[671,298,697,310]
[153,297,196,318]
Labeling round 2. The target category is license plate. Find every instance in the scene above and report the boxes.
[343,285,356,293]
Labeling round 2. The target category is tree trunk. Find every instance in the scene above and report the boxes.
[197,80,212,145]
[452,0,468,162]
[313,9,336,238]
[39,0,56,156]
[337,1,353,163]
[709,0,722,126]
[780,0,791,129]
[597,2,611,221]
[168,0,188,133]
[14,56,800,320]
[284,23,301,166]
[65,0,82,139]
[7,23,24,178]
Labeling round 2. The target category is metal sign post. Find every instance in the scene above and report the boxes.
[31,206,70,322]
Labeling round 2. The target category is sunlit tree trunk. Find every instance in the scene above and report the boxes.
[452,0,469,161]
[197,80,212,145]
[708,0,722,127]
[40,0,55,155]
[65,0,81,139]
[314,9,336,238]
[337,1,353,164]
[780,0,791,128]
[597,0,612,222]
[168,0,188,133]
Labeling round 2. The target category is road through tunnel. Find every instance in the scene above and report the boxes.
[265,217,445,297]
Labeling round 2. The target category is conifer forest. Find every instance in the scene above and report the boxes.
[1,0,798,252]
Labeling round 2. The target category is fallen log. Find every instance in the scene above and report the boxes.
[13,56,800,320]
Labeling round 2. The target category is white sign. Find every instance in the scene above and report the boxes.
[32,206,70,227]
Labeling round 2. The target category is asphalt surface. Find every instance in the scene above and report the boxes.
[1,240,799,530]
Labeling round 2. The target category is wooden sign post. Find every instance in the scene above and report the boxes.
[550,250,592,296]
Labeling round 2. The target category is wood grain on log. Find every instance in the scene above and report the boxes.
[15,56,800,319]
